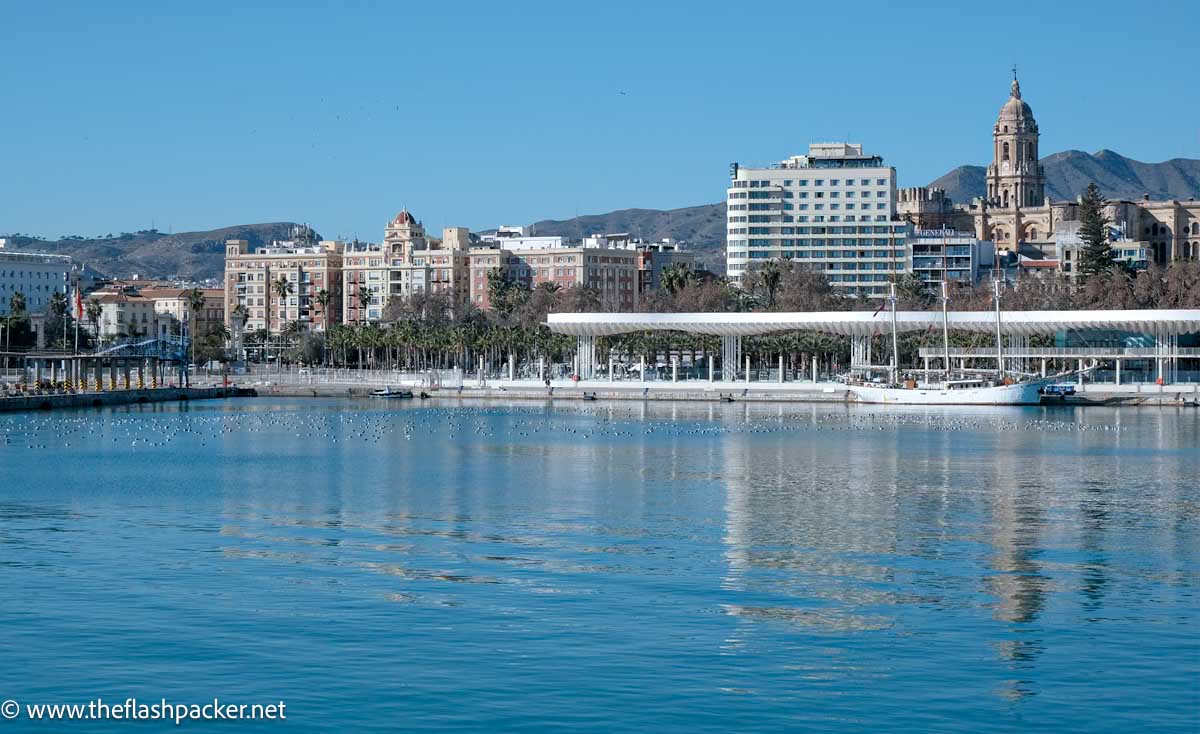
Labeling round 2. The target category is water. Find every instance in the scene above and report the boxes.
[1,398,1197,732]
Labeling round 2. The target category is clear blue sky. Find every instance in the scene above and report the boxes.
[3,0,1197,241]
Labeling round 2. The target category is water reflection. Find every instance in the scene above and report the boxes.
[0,400,1196,732]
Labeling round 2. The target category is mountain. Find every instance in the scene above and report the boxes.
[926,165,987,204]
[0,223,312,282]
[520,204,728,272]
[928,150,1200,204]
[8,151,1194,281]
[526,151,1200,276]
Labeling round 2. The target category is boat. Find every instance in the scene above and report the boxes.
[849,377,1051,405]
[847,279,1057,406]
[371,387,413,399]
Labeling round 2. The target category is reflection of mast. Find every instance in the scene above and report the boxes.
[985,453,1048,699]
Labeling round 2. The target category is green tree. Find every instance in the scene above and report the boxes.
[86,299,103,336]
[271,276,294,362]
[186,288,206,366]
[1076,183,1113,279]
[659,263,694,296]
[356,287,372,323]
[316,288,332,331]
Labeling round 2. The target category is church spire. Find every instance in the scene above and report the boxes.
[1011,65,1021,99]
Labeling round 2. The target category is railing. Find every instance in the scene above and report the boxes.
[917,347,1200,358]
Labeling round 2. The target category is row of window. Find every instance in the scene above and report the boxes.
[0,271,67,279]
[733,190,889,200]
[730,250,905,261]
[732,178,889,188]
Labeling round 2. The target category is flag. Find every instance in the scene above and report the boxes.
[74,288,84,320]
[872,300,887,318]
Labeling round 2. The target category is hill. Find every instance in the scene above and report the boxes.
[522,151,1200,275]
[520,204,728,272]
[0,223,312,282]
[8,151,1195,281]
[928,150,1200,204]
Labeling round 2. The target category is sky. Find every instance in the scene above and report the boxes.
[3,0,1198,241]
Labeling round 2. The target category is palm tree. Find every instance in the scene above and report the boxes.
[659,263,693,296]
[48,291,68,348]
[757,261,783,308]
[185,288,206,367]
[271,276,294,364]
[316,288,332,331]
[229,303,248,362]
[356,287,372,324]
[86,299,103,339]
[4,291,27,354]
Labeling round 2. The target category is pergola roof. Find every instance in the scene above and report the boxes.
[546,310,1200,338]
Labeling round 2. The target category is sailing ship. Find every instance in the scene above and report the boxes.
[847,278,1056,406]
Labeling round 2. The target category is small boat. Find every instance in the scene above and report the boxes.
[372,387,413,399]
[581,392,597,401]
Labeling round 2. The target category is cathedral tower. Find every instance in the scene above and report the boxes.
[986,74,1044,210]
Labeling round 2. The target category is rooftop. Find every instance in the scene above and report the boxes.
[547,310,1200,338]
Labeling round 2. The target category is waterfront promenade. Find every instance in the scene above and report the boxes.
[195,366,1200,406]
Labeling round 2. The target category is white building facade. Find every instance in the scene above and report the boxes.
[909,229,994,287]
[726,143,909,297]
[0,251,74,315]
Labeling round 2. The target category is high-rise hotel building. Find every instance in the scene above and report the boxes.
[726,143,910,298]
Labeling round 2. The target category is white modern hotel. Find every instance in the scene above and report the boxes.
[725,143,910,297]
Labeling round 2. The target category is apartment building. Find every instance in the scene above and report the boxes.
[140,287,225,337]
[908,229,994,288]
[469,242,638,311]
[342,212,471,322]
[0,250,74,315]
[86,288,168,340]
[224,229,343,333]
[726,143,909,297]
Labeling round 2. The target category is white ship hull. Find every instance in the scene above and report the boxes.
[848,379,1052,406]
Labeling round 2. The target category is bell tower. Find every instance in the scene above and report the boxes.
[986,71,1044,211]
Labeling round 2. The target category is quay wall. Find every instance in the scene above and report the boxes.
[257,381,1199,407]
[0,387,252,413]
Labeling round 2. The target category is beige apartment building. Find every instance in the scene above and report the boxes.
[342,211,471,322]
[469,243,638,311]
[86,288,168,340]
[140,287,224,338]
[224,231,343,334]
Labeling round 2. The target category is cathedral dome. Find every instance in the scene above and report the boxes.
[390,209,416,226]
[998,77,1034,121]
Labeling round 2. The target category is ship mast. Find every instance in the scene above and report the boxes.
[941,279,951,383]
[889,282,900,385]
[993,278,1004,383]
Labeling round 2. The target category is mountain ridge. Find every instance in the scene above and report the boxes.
[4,150,1195,281]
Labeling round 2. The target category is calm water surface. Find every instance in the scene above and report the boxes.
[1,398,1197,732]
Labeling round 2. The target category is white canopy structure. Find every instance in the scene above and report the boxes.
[547,310,1200,338]
[547,309,1200,382]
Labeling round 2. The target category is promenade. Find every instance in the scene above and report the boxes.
[197,367,1200,406]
